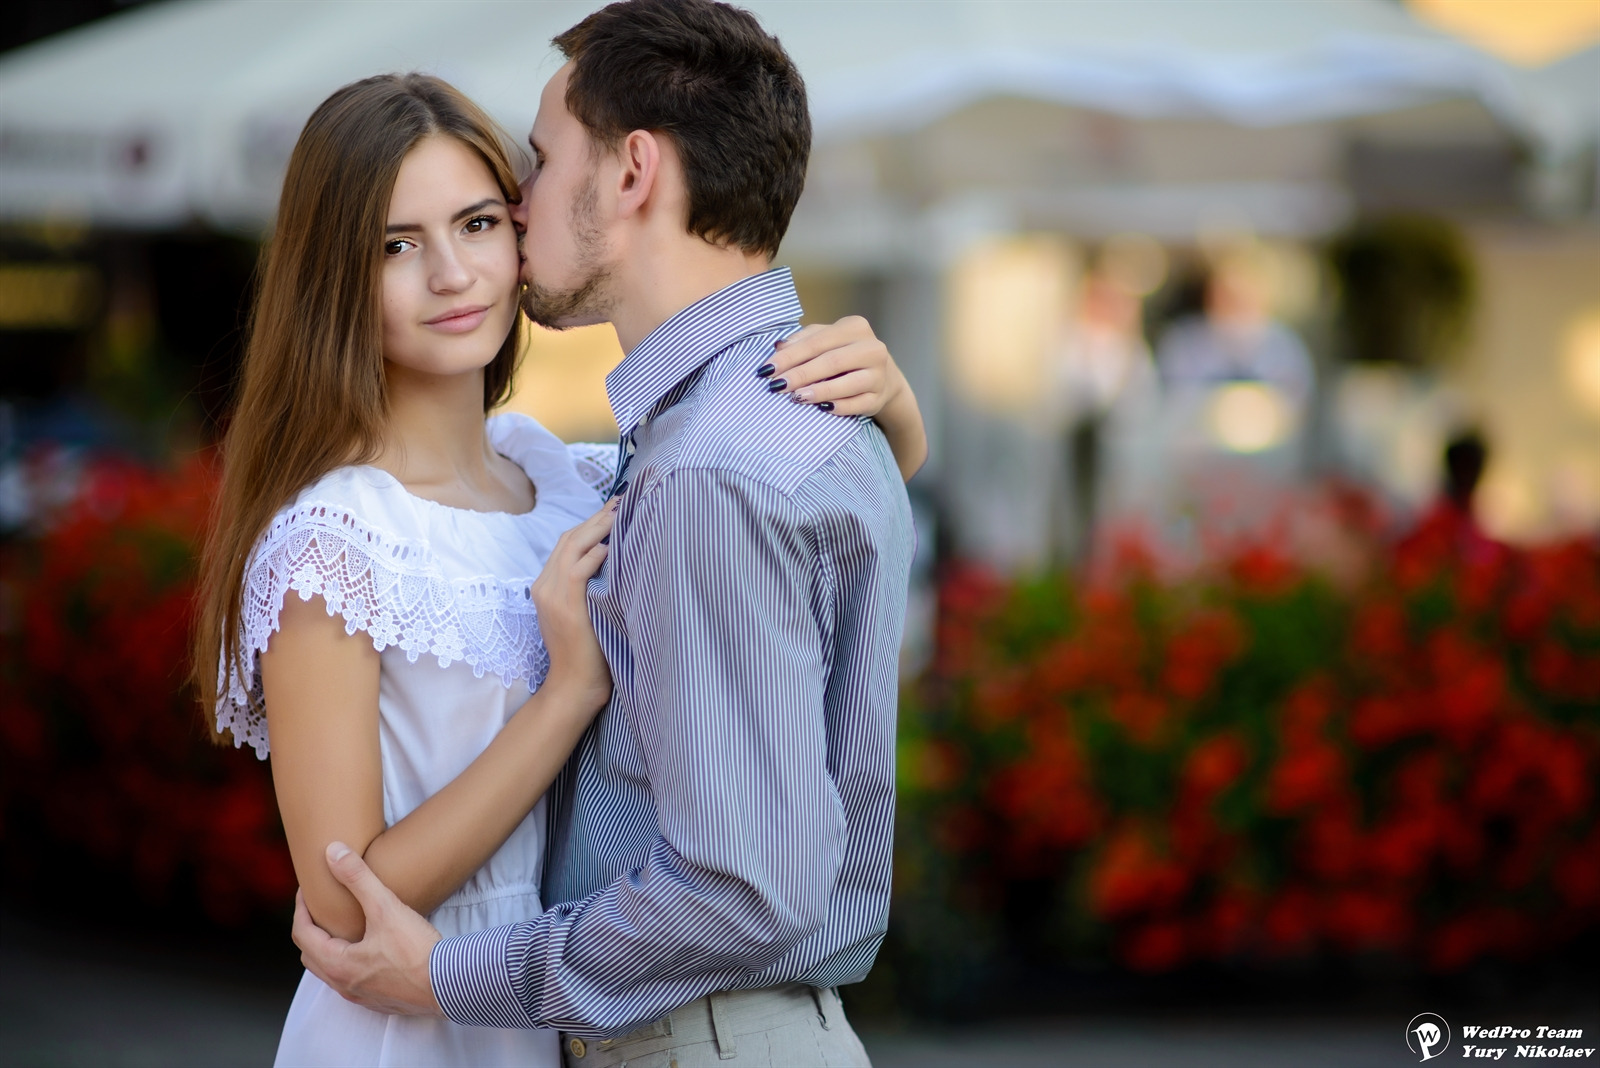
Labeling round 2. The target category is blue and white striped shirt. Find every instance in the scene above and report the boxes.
[431,268,914,1036]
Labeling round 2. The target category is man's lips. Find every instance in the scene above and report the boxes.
[423,305,491,333]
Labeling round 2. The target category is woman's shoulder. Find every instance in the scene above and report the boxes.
[488,411,613,507]
[262,463,428,549]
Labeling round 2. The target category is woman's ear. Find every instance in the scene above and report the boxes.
[616,129,662,219]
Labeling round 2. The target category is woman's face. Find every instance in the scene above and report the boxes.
[381,135,520,377]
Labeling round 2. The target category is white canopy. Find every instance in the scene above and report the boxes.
[0,0,1593,229]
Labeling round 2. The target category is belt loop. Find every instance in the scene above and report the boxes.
[809,986,833,1030]
[707,991,738,1060]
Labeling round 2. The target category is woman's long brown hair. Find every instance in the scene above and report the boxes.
[194,74,525,739]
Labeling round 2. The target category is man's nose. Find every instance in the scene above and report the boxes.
[510,183,532,227]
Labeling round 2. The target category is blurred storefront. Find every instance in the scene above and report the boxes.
[3,0,1598,556]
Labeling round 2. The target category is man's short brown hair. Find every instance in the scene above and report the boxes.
[553,0,810,259]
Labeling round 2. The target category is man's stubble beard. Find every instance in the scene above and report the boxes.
[520,173,614,330]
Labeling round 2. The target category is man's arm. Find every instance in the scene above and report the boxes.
[433,467,847,1034]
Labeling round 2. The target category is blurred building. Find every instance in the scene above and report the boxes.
[2,0,1598,559]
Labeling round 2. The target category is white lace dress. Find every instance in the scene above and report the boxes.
[216,413,616,1068]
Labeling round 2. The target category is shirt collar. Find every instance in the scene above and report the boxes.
[605,267,803,435]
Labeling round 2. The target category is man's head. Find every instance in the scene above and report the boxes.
[516,0,810,330]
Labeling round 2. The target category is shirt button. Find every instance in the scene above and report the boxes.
[568,1037,587,1058]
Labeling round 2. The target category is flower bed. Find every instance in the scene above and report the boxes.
[895,497,1600,995]
[0,453,294,924]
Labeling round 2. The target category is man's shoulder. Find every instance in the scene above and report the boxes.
[665,350,870,496]
[652,414,907,540]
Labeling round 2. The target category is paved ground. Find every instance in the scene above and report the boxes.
[2,918,1593,1067]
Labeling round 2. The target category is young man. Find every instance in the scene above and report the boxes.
[293,3,915,1064]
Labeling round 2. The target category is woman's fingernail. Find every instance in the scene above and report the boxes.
[766,378,787,393]
[327,842,351,863]
[611,481,628,497]
[794,389,813,403]
[818,401,835,412]
[755,363,775,378]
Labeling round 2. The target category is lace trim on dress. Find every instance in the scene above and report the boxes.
[566,441,620,500]
[216,503,548,760]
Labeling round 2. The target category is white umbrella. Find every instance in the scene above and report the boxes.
[0,0,1590,230]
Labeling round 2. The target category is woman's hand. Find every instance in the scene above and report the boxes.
[529,501,617,714]
[761,315,902,417]
[760,315,928,480]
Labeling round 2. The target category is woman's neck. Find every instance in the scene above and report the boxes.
[371,363,501,501]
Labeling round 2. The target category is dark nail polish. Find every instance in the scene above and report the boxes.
[610,481,628,497]
[766,378,787,393]
[755,363,776,378]
[817,401,835,412]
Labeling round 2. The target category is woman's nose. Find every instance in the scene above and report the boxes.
[428,245,474,292]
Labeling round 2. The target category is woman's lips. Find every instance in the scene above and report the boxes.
[423,304,491,333]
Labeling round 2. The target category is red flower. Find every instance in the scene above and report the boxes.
[1349,695,1422,750]
[1109,691,1170,746]
[1324,888,1411,950]
[1299,803,1362,880]
[1194,890,1257,960]
[1228,543,1299,595]
[1121,918,1187,972]
[1087,823,1189,920]
[1161,609,1246,700]
[1180,733,1251,800]
[1553,828,1600,912]
[1350,597,1408,665]
[1262,886,1318,953]
[1265,742,1347,815]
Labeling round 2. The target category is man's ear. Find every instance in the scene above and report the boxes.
[616,129,662,219]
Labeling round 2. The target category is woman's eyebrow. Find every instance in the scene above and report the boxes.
[385,198,504,234]
[450,197,503,223]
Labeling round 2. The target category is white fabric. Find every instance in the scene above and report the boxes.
[565,440,621,499]
[220,412,601,1068]
[217,418,611,759]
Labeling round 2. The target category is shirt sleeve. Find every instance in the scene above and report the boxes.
[431,467,848,1035]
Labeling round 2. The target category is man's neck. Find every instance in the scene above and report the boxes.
[608,239,772,354]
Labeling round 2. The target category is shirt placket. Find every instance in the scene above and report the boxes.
[608,423,640,499]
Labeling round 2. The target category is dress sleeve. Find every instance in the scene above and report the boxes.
[565,442,620,501]
[216,501,547,760]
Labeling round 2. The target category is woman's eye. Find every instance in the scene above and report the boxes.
[463,215,499,235]
[384,238,415,256]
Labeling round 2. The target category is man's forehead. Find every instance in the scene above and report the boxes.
[530,62,575,141]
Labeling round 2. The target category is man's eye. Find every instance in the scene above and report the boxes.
[384,238,414,256]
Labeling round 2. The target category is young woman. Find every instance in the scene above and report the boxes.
[192,73,926,1067]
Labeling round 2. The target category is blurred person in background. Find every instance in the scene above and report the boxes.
[1048,263,1158,564]
[1401,429,1503,565]
[1158,245,1314,407]
[1157,245,1315,487]
[190,38,924,1068]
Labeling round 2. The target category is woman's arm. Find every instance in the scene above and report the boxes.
[762,316,928,480]
[261,505,616,942]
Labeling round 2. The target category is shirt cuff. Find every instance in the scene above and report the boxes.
[430,925,531,1029]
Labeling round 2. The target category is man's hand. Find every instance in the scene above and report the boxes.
[292,842,446,1017]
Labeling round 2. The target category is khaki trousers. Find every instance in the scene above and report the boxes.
[559,985,871,1068]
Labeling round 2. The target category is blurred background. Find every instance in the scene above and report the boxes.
[2,1,1597,1064]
